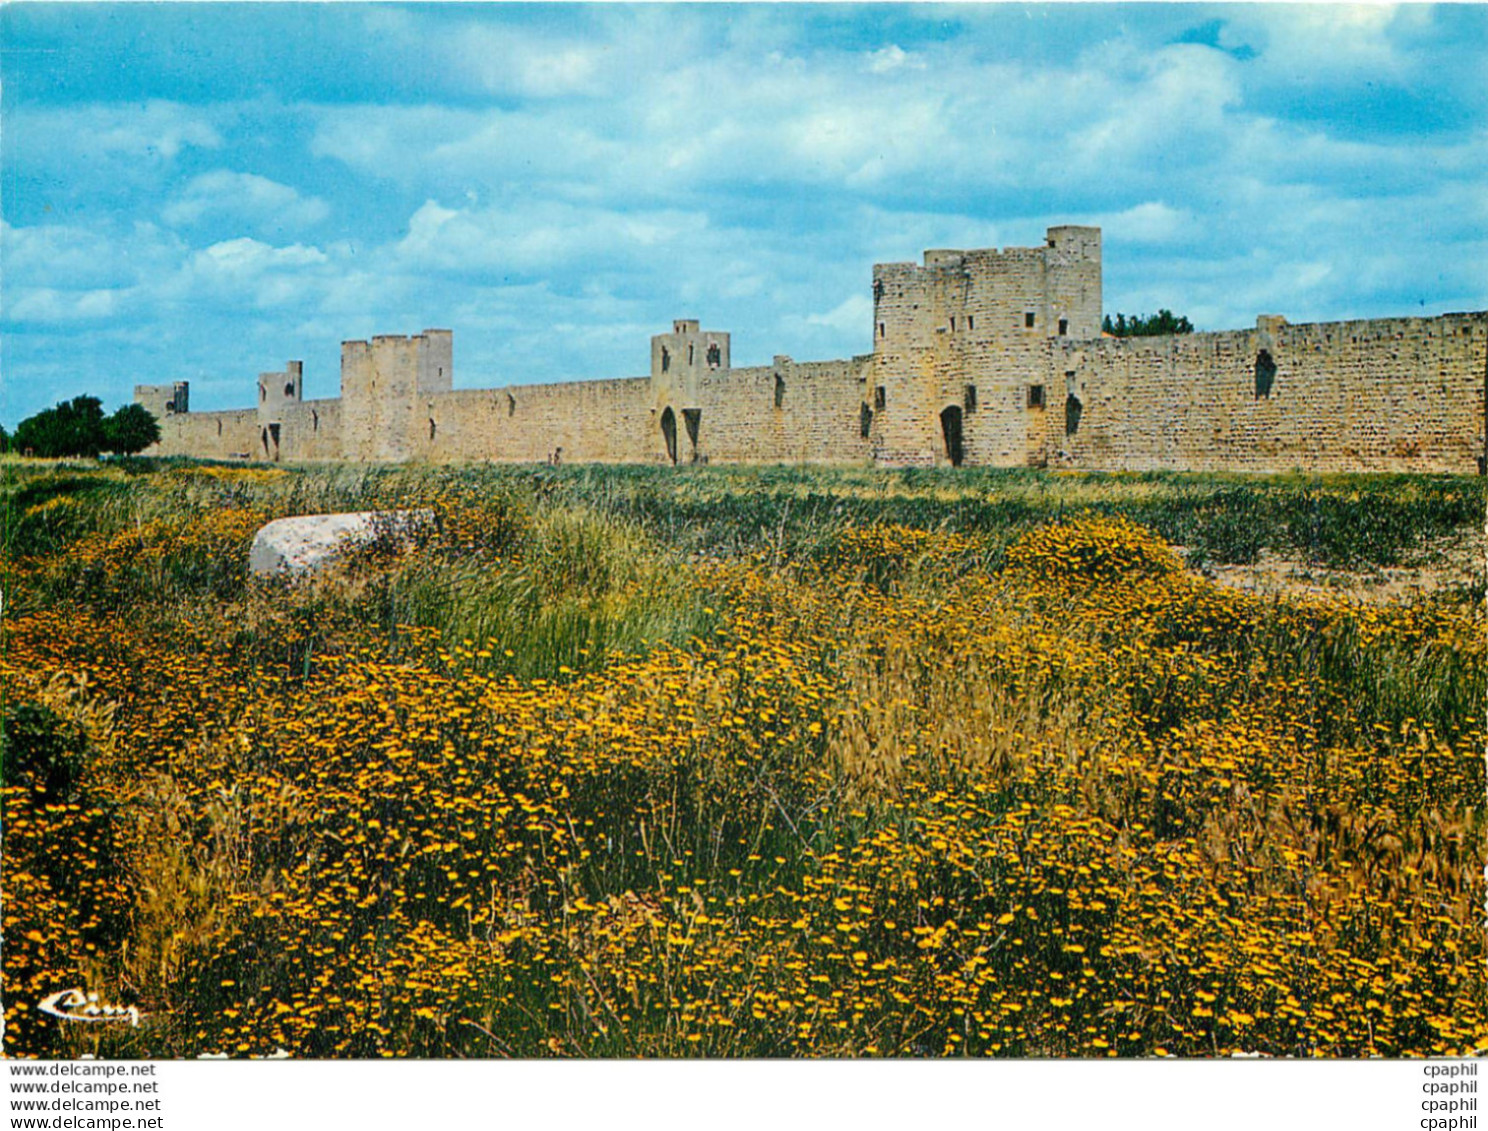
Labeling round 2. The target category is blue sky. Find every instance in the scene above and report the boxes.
[3,3,1486,424]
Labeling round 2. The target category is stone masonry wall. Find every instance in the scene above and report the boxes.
[688,356,875,465]
[133,223,1485,475]
[274,399,344,463]
[150,407,261,461]
[1052,313,1487,473]
[143,398,345,463]
[421,377,656,464]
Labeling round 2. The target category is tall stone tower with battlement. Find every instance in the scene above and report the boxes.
[869,225,1102,466]
[340,329,453,462]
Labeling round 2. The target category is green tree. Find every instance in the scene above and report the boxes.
[102,403,161,455]
[13,395,106,458]
[1102,309,1194,337]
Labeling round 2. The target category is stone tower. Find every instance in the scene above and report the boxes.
[868,225,1102,467]
[650,319,729,463]
[254,362,303,460]
[133,382,189,419]
[340,329,453,462]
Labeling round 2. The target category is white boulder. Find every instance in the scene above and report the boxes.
[248,510,435,576]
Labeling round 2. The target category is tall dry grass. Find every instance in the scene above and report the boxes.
[1,458,1483,1057]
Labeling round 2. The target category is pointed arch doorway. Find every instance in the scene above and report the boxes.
[940,405,964,467]
[660,406,678,465]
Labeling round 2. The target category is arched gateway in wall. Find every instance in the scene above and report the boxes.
[660,406,678,465]
[940,405,964,467]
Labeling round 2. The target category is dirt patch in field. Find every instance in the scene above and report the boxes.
[1189,530,1486,604]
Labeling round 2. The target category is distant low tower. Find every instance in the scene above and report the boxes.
[650,319,729,464]
[133,381,189,418]
[258,361,303,421]
[254,361,303,461]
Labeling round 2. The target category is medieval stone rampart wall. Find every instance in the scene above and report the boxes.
[688,356,874,465]
[133,223,1486,474]
[1051,313,1487,473]
[152,407,261,461]
[421,377,655,464]
[274,399,344,463]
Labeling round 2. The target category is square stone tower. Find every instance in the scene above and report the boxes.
[650,319,729,463]
[133,382,189,418]
[340,329,454,462]
[868,225,1101,467]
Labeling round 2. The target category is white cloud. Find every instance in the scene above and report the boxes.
[393,199,709,276]
[0,220,188,325]
[162,171,330,231]
[6,287,125,323]
[92,100,224,160]
[1224,5,1422,84]
[8,101,222,175]
[1097,202,1193,245]
[440,22,614,99]
[867,46,924,75]
[2,221,134,288]
[153,238,335,311]
[1066,43,1242,178]
[806,293,872,335]
[196,237,327,272]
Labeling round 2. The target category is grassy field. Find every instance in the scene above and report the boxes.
[2,457,1485,1058]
